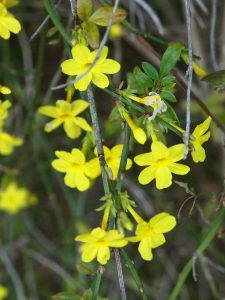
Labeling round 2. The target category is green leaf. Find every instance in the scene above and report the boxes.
[77,0,93,21]
[160,90,176,102]
[52,292,81,300]
[127,72,148,94]
[160,43,183,77]
[142,62,159,80]
[162,75,176,84]
[135,71,153,87]
[89,7,127,26]
[82,21,100,49]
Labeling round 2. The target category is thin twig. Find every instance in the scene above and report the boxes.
[69,0,76,17]
[86,86,110,194]
[134,0,165,34]
[195,0,209,14]
[0,248,26,300]
[114,248,127,300]
[30,0,62,42]
[52,0,120,90]
[210,0,218,70]
[184,0,193,159]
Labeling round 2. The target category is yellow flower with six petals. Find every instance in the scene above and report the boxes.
[75,227,128,265]
[127,211,176,261]
[134,141,190,189]
[87,145,133,180]
[0,3,21,39]
[190,117,211,163]
[52,148,99,191]
[39,99,92,139]
[61,44,120,91]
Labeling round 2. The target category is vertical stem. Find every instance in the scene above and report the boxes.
[114,248,127,300]
[86,85,110,194]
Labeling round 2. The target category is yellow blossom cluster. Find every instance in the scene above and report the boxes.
[0,182,37,214]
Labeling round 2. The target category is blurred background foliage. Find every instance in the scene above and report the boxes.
[0,0,225,299]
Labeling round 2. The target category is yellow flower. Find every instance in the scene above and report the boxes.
[0,100,11,126]
[141,92,167,120]
[109,24,123,40]
[0,183,37,214]
[0,85,11,94]
[127,212,176,261]
[61,44,120,91]
[190,117,211,163]
[39,99,92,139]
[87,145,133,180]
[0,131,23,155]
[134,141,190,189]
[75,227,128,265]
[0,3,21,39]
[52,148,99,191]
[0,285,8,300]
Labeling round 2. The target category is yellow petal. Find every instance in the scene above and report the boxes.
[3,16,21,33]
[138,238,153,261]
[168,144,185,162]
[88,46,108,64]
[0,23,10,39]
[138,166,156,185]
[150,233,166,248]
[72,44,90,64]
[75,171,90,191]
[61,59,85,76]
[95,59,120,74]
[63,120,81,139]
[134,152,155,166]
[71,100,89,115]
[191,144,206,163]
[64,169,77,188]
[150,212,176,233]
[151,141,169,159]
[71,148,86,164]
[84,158,101,179]
[155,167,172,189]
[0,86,11,94]
[51,159,70,173]
[82,244,98,263]
[92,71,109,89]
[198,131,210,144]
[169,163,190,175]
[38,105,60,118]
[74,72,92,91]
[125,158,133,170]
[74,117,92,131]
[97,246,110,265]
[111,144,123,157]
[192,117,212,139]
[55,150,75,163]
[44,119,63,132]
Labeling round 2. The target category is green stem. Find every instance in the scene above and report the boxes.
[91,267,103,300]
[87,86,110,194]
[42,0,71,46]
[168,208,225,300]
[121,249,148,300]
[116,123,131,191]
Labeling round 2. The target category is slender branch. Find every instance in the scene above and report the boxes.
[210,0,218,70]
[114,248,127,300]
[183,0,193,159]
[86,86,110,194]
[69,0,76,16]
[0,248,26,300]
[52,0,120,90]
